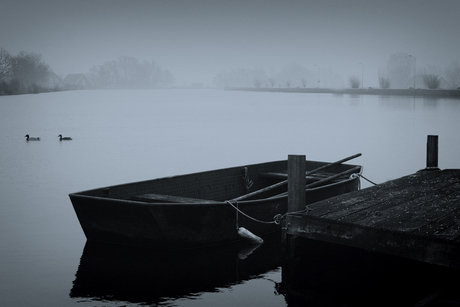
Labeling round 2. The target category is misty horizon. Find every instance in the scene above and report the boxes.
[2,0,460,88]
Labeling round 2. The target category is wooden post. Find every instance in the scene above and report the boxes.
[284,155,306,259]
[426,135,439,169]
[288,155,306,213]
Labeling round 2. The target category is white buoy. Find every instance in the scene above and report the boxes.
[237,227,264,244]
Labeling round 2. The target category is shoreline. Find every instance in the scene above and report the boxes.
[227,87,460,99]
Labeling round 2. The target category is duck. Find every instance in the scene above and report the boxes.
[25,134,40,141]
[58,134,72,141]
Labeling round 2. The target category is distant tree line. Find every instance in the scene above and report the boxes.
[377,52,460,90]
[88,56,175,89]
[0,48,54,95]
[0,48,177,95]
[213,63,343,89]
[214,53,460,90]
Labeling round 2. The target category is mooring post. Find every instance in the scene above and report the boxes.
[426,135,439,169]
[288,155,306,213]
[284,155,306,259]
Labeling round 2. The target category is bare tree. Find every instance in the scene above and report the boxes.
[117,55,139,87]
[348,75,361,88]
[422,73,440,89]
[88,56,175,89]
[378,68,390,89]
[0,48,12,81]
[268,78,275,88]
[379,76,390,89]
[301,78,307,88]
[276,62,310,88]
[11,51,50,88]
[285,79,291,88]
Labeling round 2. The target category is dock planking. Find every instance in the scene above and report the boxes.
[285,169,460,269]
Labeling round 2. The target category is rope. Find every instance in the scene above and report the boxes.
[227,172,377,225]
[226,201,309,225]
[351,173,378,185]
[225,201,278,225]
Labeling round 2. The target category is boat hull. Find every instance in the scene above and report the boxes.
[69,160,361,249]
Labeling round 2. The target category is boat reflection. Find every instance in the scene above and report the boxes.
[70,233,283,305]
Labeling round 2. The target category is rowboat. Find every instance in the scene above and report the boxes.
[69,154,362,250]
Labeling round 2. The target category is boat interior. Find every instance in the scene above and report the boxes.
[74,160,360,204]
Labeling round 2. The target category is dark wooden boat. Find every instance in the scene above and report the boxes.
[69,155,362,250]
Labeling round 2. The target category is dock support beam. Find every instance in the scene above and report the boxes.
[426,135,439,169]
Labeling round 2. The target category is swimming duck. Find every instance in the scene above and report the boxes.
[58,134,72,141]
[25,134,40,141]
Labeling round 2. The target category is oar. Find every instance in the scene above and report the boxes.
[305,165,361,189]
[232,177,288,201]
[231,153,361,201]
[268,165,361,198]
[305,153,361,176]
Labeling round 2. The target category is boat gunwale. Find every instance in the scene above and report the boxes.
[69,165,362,206]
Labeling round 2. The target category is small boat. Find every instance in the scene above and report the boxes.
[58,134,72,140]
[69,154,362,250]
[25,134,40,141]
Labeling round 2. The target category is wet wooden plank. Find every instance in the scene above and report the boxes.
[305,170,459,220]
[339,180,460,232]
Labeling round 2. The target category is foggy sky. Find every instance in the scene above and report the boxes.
[2,0,460,87]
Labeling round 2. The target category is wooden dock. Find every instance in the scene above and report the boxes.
[285,168,460,269]
[284,136,460,269]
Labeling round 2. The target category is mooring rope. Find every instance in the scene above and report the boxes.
[227,172,377,226]
[226,201,308,225]
[351,173,378,185]
[225,200,278,225]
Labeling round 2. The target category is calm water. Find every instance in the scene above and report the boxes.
[1,89,459,306]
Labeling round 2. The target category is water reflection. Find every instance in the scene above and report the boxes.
[70,233,283,305]
[279,238,460,306]
[347,94,364,107]
[422,97,440,107]
[72,233,460,306]
[378,95,416,110]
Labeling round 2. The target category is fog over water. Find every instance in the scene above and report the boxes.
[1,0,460,87]
[2,0,460,304]
[0,89,459,306]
